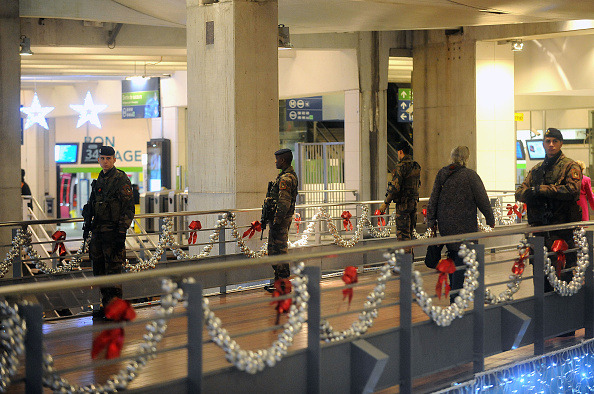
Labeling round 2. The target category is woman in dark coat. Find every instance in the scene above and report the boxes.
[426,146,495,301]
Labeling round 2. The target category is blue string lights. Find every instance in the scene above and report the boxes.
[439,339,594,393]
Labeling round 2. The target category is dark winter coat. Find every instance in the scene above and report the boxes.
[426,164,495,243]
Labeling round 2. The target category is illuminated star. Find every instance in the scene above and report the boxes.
[70,91,108,128]
[20,92,54,130]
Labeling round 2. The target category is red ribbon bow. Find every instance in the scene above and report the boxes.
[435,258,457,300]
[341,266,358,305]
[242,221,262,239]
[341,211,353,231]
[551,239,568,278]
[512,249,529,276]
[506,204,522,219]
[294,213,301,233]
[422,207,428,218]
[51,230,67,256]
[91,298,136,359]
[271,278,292,324]
[374,210,386,227]
[188,220,202,244]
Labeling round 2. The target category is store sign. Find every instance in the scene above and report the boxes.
[285,96,323,121]
[121,77,161,119]
[514,113,524,122]
[81,137,143,163]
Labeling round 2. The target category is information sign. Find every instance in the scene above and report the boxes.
[285,96,323,121]
[81,142,102,164]
[397,88,413,123]
[122,77,161,119]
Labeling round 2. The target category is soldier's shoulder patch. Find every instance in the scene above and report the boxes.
[122,184,133,196]
[279,179,288,190]
[571,169,581,180]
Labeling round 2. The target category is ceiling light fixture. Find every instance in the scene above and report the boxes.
[278,24,293,50]
[125,61,151,81]
[510,39,524,51]
[19,35,33,56]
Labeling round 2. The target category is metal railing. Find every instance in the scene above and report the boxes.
[0,218,593,392]
[4,192,526,281]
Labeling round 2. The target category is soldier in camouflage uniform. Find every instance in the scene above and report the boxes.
[379,141,421,247]
[84,146,135,317]
[266,148,299,283]
[516,128,582,294]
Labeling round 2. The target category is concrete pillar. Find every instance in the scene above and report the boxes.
[0,1,22,257]
[357,32,390,201]
[413,30,516,196]
[413,30,478,197]
[186,0,278,214]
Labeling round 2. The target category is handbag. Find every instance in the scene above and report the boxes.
[424,244,444,269]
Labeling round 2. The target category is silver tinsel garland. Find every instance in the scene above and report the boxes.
[0,300,26,393]
[1,202,505,276]
[409,244,480,327]
[320,263,390,341]
[484,238,529,304]
[41,278,180,393]
[544,227,589,296]
[493,198,519,226]
[202,262,309,374]
[22,229,81,274]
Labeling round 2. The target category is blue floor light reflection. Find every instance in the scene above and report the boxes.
[438,339,594,393]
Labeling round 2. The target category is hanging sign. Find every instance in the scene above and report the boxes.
[121,77,161,119]
[285,96,323,121]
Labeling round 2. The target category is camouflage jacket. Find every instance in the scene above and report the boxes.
[384,154,421,205]
[273,166,298,226]
[89,166,135,233]
[515,152,582,225]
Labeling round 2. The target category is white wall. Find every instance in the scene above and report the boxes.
[279,49,359,99]
[515,35,594,95]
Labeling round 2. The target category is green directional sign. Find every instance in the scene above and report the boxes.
[398,88,412,101]
[397,88,413,123]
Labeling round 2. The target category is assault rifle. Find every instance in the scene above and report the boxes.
[260,181,277,240]
[81,203,93,241]
[81,181,95,240]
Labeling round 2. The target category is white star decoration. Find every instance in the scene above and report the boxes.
[70,91,107,128]
[20,92,54,130]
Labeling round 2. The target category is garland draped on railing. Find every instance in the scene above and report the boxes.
[0,228,592,389]
[41,279,180,393]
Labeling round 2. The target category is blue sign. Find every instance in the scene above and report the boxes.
[286,96,323,121]
[397,88,413,123]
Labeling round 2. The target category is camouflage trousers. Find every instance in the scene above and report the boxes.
[395,200,417,242]
[267,218,292,279]
[90,231,125,306]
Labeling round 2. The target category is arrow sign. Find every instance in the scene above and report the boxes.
[400,90,407,98]
[400,113,408,121]
[400,102,408,110]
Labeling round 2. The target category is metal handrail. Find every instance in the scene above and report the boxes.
[0,219,591,297]
[0,193,521,228]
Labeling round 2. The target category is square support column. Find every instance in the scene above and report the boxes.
[186,0,279,214]
[0,1,23,262]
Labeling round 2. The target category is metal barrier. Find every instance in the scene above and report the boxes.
[0,219,593,392]
[4,193,526,282]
